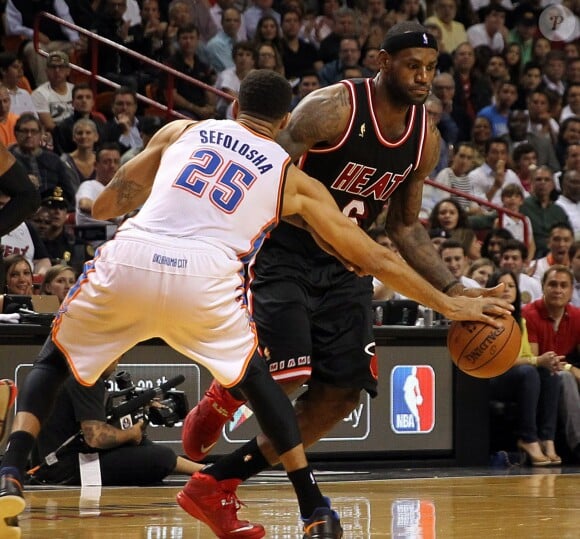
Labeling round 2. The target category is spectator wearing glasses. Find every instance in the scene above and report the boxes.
[10,114,76,208]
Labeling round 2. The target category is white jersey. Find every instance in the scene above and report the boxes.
[122,119,291,264]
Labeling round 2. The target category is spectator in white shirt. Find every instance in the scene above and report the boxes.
[499,239,541,305]
[0,53,37,118]
[439,239,479,289]
[556,170,580,240]
[560,83,580,123]
[467,137,525,207]
[467,4,507,53]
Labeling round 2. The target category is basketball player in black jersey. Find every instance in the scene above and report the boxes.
[185,19,505,508]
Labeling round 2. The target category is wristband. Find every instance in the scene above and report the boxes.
[442,280,461,294]
[529,356,538,367]
[564,363,572,371]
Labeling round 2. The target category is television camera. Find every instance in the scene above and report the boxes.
[106,371,188,429]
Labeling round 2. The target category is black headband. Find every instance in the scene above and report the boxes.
[382,31,438,54]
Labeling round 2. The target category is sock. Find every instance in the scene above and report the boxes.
[287,466,326,519]
[202,438,269,482]
[1,431,35,479]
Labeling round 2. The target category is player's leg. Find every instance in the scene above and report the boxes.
[177,352,342,538]
[182,278,313,461]
[0,337,70,534]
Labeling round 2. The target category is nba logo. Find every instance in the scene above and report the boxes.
[391,365,435,433]
[391,499,436,538]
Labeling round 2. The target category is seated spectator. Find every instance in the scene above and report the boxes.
[317,7,356,64]
[431,72,461,146]
[555,117,580,170]
[40,264,76,303]
[256,43,285,76]
[481,227,513,268]
[32,361,202,486]
[464,257,494,287]
[301,0,337,50]
[280,8,322,82]
[428,198,470,235]
[556,144,580,191]
[75,144,122,237]
[560,83,580,123]
[205,7,242,73]
[484,52,510,98]
[361,46,380,77]
[520,167,571,257]
[1,190,52,276]
[510,143,537,194]
[245,0,281,41]
[163,25,217,120]
[423,142,480,218]
[499,239,541,306]
[120,116,165,164]
[31,52,75,134]
[470,116,492,166]
[542,50,566,97]
[438,239,479,288]
[522,265,580,462]
[52,83,106,156]
[368,228,402,301]
[424,0,467,53]
[450,227,481,261]
[35,188,82,269]
[529,223,574,284]
[9,114,76,207]
[527,89,559,146]
[467,137,525,208]
[476,80,518,138]
[318,36,363,87]
[514,61,542,110]
[0,85,18,148]
[252,14,283,52]
[2,254,33,296]
[466,5,506,53]
[555,170,580,240]
[213,41,256,119]
[489,269,562,466]
[210,0,247,42]
[505,43,523,86]
[494,184,535,259]
[61,119,99,190]
[425,95,448,177]
[501,109,560,177]
[0,53,36,118]
[508,10,536,68]
[570,241,580,308]
[4,0,80,87]
[101,87,144,155]
[290,70,320,111]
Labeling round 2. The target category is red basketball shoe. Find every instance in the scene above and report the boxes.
[182,380,245,461]
[176,472,265,539]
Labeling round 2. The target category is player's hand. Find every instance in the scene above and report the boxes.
[444,295,513,328]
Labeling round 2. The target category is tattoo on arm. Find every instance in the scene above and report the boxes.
[82,420,125,449]
[108,169,144,212]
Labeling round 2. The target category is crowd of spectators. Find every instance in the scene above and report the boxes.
[0,0,580,464]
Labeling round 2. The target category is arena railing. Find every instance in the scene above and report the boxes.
[423,178,530,246]
[33,11,234,120]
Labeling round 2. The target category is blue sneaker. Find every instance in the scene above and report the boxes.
[302,506,343,538]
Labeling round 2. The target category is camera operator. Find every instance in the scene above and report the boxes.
[30,362,201,486]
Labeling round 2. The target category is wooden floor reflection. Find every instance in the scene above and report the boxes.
[16,469,580,538]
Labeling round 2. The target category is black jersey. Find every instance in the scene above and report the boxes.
[265,78,428,261]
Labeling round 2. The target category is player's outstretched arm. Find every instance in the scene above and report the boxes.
[283,167,512,326]
[92,120,195,220]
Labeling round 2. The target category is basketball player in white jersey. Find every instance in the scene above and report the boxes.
[0,70,512,539]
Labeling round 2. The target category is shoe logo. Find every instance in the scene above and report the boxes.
[359,123,366,138]
[200,442,217,454]
[212,402,232,418]
[304,520,326,534]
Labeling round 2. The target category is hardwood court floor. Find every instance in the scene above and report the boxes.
[12,467,580,538]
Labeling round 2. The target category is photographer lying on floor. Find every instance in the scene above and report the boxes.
[29,361,201,486]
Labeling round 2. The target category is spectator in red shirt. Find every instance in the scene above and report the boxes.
[522,265,580,461]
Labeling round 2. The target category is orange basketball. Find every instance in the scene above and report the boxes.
[446,316,521,378]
